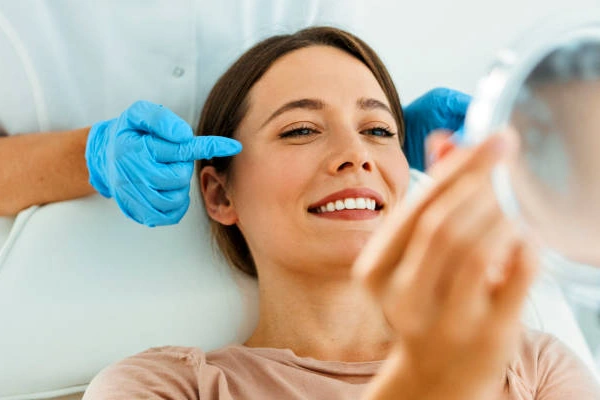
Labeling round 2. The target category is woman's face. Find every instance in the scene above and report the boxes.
[218,45,409,277]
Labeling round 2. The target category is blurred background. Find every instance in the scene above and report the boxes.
[353,0,600,103]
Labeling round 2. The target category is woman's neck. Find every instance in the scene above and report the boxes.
[243,263,395,362]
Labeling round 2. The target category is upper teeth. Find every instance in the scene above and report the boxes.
[316,198,377,213]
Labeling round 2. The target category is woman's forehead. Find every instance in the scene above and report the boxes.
[246,45,390,121]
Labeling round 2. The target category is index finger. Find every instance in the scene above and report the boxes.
[353,130,517,293]
[150,135,242,163]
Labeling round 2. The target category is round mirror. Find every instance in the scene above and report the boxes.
[464,13,600,306]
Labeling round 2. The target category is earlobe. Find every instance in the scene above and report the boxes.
[200,167,238,225]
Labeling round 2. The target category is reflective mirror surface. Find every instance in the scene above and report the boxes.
[509,41,600,268]
[465,16,600,306]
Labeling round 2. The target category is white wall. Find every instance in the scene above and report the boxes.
[354,0,600,102]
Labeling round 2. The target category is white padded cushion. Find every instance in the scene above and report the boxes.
[0,169,595,399]
[0,181,258,399]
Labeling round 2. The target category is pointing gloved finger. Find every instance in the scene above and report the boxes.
[126,100,194,143]
[187,136,242,161]
[146,162,194,191]
[148,135,242,163]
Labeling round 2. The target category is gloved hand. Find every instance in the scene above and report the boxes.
[85,100,242,227]
[403,87,471,171]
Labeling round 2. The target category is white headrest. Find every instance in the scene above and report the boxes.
[0,179,258,399]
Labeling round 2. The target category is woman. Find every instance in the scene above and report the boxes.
[83,27,600,399]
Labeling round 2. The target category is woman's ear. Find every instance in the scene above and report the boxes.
[200,167,238,225]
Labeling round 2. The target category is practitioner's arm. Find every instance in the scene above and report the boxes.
[0,127,95,215]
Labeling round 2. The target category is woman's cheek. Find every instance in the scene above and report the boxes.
[380,149,410,197]
[271,147,316,181]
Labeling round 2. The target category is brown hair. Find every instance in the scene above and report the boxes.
[197,26,404,277]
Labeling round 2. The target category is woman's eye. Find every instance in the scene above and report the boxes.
[363,127,396,138]
[279,127,318,138]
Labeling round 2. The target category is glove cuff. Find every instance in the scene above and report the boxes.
[85,120,113,198]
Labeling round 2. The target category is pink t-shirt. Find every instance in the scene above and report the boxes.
[83,329,600,399]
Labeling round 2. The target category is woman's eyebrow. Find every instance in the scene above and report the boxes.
[357,97,393,116]
[261,98,324,128]
[260,97,393,129]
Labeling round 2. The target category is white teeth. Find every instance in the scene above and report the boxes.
[314,197,380,213]
[344,198,356,209]
[356,198,366,209]
[368,199,376,210]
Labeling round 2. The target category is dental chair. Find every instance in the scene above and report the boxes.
[0,169,597,400]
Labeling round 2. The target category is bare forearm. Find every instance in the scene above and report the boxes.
[0,127,96,215]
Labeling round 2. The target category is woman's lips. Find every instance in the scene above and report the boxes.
[307,188,385,220]
[309,208,380,220]
[307,188,385,211]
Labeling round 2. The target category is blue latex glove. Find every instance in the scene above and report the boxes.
[402,87,471,171]
[86,100,242,227]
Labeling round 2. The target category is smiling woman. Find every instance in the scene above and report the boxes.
[83,26,600,400]
[198,27,407,278]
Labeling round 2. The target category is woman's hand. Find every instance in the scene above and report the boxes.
[354,130,539,400]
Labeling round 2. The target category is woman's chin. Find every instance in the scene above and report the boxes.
[268,233,376,276]
[315,234,373,267]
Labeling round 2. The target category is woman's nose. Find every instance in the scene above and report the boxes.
[328,132,373,174]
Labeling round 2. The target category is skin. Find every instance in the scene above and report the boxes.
[203,45,409,362]
[201,45,539,399]
[0,127,94,215]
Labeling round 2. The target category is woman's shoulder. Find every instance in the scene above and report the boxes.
[82,345,296,400]
[83,346,207,400]
[101,345,207,372]
[511,329,591,375]
[506,329,600,399]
